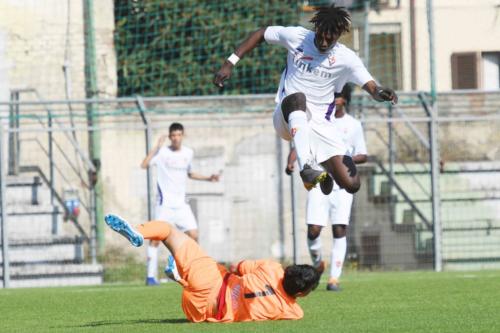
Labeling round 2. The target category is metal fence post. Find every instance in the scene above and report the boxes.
[388,104,396,223]
[290,142,298,265]
[1,124,10,288]
[427,0,442,271]
[48,108,55,206]
[89,187,97,265]
[426,0,437,102]
[363,0,371,68]
[276,136,285,262]
[429,104,442,272]
[84,0,104,254]
[136,96,154,221]
[52,206,59,235]
[8,91,20,176]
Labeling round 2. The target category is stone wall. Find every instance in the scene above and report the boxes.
[0,0,116,101]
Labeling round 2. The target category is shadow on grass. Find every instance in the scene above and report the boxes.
[72,318,189,328]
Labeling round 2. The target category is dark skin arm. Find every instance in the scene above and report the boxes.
[285,148,297,175]
[362,80,398,104]
[213,28,267,88]
[214,27,398,104]
[352,154,368,164]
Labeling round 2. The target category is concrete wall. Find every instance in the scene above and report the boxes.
[0,0,116,101]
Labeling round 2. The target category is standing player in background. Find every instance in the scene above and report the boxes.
[141,122,220,285]
[214,4,396,196]
[286,85,367,291]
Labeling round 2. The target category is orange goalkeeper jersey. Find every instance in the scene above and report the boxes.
[208,259,303,322]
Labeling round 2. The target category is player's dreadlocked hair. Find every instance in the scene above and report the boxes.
[310,5,351,37]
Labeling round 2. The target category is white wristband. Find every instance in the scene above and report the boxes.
[227,53,240,65]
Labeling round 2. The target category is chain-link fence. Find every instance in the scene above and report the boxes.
[1,91,500,287]
[0,0,414,100]
[1,0,500,288]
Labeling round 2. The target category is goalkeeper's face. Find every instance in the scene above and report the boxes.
[169,130,184,150]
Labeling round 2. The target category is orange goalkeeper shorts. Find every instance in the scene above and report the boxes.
[175,237,226,322]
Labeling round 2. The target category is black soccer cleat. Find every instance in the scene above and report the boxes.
[299,164,333,195]
[326,283,341,292]
[326,278,341,292]
[320,173,333,195]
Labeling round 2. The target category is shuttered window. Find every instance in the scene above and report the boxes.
[451,52,478,89]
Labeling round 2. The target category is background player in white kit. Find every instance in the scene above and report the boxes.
[141,122,220,285]
[287,85,367,290]
[214,4,396,196]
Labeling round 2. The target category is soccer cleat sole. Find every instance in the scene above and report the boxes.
[303,182,315,191]
[302,172,333,195]
[326,284,341,292]
[104,214,144,247]
[301,171,326,190]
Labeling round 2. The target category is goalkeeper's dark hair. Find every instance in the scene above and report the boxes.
[169,122,184,133]
[310,5,351,37]
[282,264,320,296]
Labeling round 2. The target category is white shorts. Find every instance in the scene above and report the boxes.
[306,186,353,226]
[273,102,347,163]
[155,203,197,233]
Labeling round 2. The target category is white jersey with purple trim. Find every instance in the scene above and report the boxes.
[264,26,373,124]
[150,146,193,209]
[334,113,367,156]
[332,113,367,189]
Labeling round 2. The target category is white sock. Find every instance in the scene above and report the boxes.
[330,237,347,280]
[146,245,158,279]
[288,111,311,170]
[307,236,322,268]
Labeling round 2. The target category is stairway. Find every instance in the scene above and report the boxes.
[0,173,103,288]
[359,161,500,271]
[350,164,433,270]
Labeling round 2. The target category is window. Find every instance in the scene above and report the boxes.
[451,52,479,89]
[482,52,500,90]
[369,25,403,90]
[451,52,500,90]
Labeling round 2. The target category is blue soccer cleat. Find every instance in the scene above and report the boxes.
[104,214,144,247]
[164,255,181,282]
[146,277,159,286]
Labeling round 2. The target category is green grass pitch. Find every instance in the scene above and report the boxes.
[1,270,499,333]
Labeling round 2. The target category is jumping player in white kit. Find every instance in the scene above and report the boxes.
[141,122,220,285]
[286,84,367,291]
[214,4,397,197]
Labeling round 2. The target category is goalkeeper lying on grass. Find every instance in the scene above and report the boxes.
[105,214,319,322]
